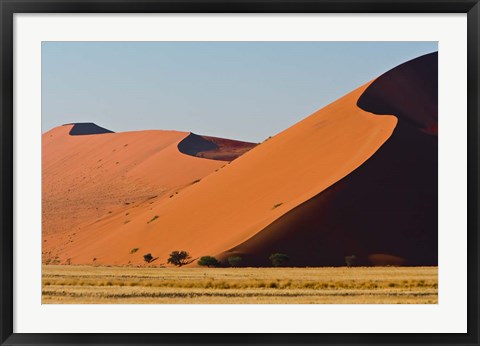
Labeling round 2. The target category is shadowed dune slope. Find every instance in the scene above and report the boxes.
[67,122,114,135]
[177,133,257,161]
[223,52,438,266]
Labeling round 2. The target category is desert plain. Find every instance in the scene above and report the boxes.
[42,265,438,304]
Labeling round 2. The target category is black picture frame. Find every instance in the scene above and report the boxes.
[1,1,478,345]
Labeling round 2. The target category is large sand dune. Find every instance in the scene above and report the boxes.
[223,52,438,266]
[42,53,437,266]
[42,126,254,264]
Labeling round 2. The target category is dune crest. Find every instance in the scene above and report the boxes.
[357,52,438,135]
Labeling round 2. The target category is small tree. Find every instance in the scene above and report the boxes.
[269,253,289,267]
[227,256,242,267]
[198,256,221,268]
[167,250,191,267]
[143,253,153,263]
[345,255,357,267]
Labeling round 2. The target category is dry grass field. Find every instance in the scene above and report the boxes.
[42,265,437,304]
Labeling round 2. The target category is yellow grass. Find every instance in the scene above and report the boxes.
[42,265,437,304]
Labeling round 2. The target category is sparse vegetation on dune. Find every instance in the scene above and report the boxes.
[143,253,153,263]
[269,253,290,267]
[345,255,357,267]
[147,215,159,224]
[167,250,191,267]
[227,256,242,267]
[42,266,437,304]
[198,256,221,267]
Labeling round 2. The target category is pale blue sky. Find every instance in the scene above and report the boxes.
[42,42,437,142]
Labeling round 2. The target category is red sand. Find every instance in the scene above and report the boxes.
[42,127,226,263]
[42,81,396,266]
[42,53,437,267]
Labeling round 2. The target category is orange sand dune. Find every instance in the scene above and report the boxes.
[222,53,437,266]
[42,126,250,263]
[43,53,437,267]
[43,87,396,265]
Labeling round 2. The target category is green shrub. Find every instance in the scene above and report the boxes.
[198,256,221,268]
[167,250,191,267]
[345,255,357,267]
[143,253,153,263]
[269,253,289,267]
[147,215,159,224]
[227,256,243,267]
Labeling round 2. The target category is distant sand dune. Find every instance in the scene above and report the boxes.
[42,127,228,264]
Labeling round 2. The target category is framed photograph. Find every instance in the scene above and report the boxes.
[1,0,479,345]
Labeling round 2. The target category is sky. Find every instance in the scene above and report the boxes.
[42,41,437,142]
